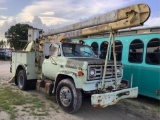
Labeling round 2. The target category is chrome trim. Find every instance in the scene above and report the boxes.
[87,64,122,80]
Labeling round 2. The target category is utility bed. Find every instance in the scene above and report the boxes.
[11,51,37,80]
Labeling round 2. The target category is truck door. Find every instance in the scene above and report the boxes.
[42,43,61,80]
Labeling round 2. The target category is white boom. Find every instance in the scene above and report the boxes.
[42,3,150,41]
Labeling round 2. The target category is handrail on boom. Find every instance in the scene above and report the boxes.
[101,28,118,90]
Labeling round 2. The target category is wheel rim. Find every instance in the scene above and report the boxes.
[18,74,24,88]
[60,86,72,107]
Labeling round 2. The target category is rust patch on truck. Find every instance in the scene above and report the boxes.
[93,104,105,108]
[65,59,84,69]
[36,80,53,95]
[60,70,77,77]
[68,58,122,65]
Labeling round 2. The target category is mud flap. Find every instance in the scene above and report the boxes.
[91,87,138,108]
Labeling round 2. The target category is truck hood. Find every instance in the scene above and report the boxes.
[65,57,122,69]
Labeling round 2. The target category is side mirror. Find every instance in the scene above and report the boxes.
[43,42,51,57]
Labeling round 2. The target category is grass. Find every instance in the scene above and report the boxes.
[0,86,48,120]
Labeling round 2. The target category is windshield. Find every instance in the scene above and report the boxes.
[62,43,96,57]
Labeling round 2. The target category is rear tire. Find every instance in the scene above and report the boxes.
[17,70,27,90]
[56,79,82,113]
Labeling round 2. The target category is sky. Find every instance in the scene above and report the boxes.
[0,0,160,41]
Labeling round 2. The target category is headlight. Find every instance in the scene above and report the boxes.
[116,68,121,74]
[90,69,95,76]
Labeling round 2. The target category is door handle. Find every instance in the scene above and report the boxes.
[50,57,57,65]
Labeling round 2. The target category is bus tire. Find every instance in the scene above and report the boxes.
[17,69,27,90]
[56,79,82,113]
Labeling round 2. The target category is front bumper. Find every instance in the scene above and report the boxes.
[91,87,138,108]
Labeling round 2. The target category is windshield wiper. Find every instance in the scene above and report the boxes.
[83,51,93,56]
[72,50,82,56]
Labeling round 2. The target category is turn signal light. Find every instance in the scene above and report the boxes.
[78,71,83,76]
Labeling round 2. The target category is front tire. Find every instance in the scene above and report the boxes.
[17,70,27,90]
[56,79,82,113]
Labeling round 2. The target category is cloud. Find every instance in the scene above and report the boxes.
[0,16,14,26]
[0,0,136,40]
[0,18,17,41]
[41,11,55,16]
[144,17,160,27]
[40,16,76,26]
[0,0,6,3]
[17,0,133,25]
[0,7,7,10]
[0,15,7,19]
[0,20,5,26]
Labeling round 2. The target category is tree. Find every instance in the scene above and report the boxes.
[5,24,32,50]
[0,40,6,48]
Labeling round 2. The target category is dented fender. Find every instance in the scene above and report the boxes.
[55,70,85,89]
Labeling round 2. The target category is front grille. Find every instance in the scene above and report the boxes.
[87,64,122,80]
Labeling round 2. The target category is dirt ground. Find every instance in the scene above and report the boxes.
[0,60,160,120]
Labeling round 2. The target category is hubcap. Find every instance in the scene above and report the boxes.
[60,86,72,107]
[18,74,24,88]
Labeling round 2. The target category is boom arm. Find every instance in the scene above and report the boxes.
[43,3,150,41]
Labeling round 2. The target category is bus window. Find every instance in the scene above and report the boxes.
[146,38,160,65]
[111,41,123,61]
[128,39,144,63]
[91,42,98,55]
[100,41,108,59]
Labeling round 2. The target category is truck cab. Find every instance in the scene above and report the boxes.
[42,41,123,92]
